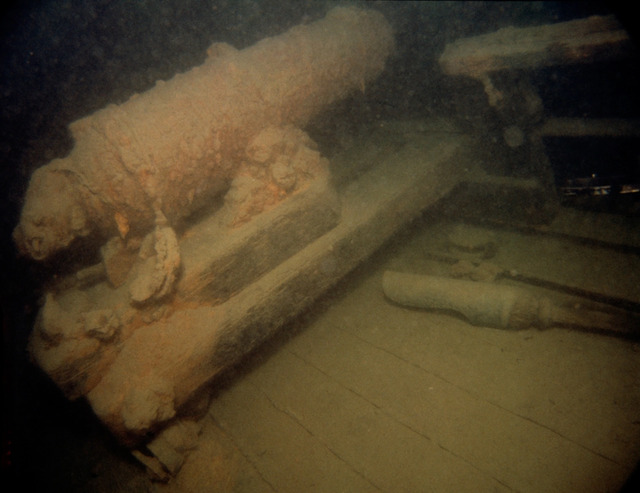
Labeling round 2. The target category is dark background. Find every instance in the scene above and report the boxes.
[1,1,638,490]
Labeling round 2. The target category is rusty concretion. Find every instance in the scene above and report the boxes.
[14,6,394,261]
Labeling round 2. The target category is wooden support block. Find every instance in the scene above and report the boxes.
[84,130,476,445]
[28,175,339,399]
[177,175,340,303]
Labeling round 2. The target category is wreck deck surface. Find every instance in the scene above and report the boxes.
[11,127,640,493]
[156,208,640,493]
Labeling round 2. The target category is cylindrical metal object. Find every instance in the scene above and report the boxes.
[14,6,394,261]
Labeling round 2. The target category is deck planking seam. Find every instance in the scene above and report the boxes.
[246,379,386,492]
[334,323,624,467]
[207,413,278,492]
[286,347,518,492]
[241,347,512,491]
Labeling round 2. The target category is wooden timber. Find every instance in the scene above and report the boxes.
[440,15,632,78]
[30,122,476,445]
[77,126,477,445]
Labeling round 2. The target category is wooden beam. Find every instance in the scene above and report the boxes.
[83,130,477,445]
[440,15,631,78]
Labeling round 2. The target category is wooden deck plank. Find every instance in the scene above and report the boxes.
[286,311,629,492]
[209,374,382,492]
[156,417,273,493]
[318,267,640,472]
[168,217,640,491]
[379,219,640,464]
[235,349,511,492]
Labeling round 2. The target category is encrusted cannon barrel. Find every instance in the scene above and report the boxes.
[14,6,394,261]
